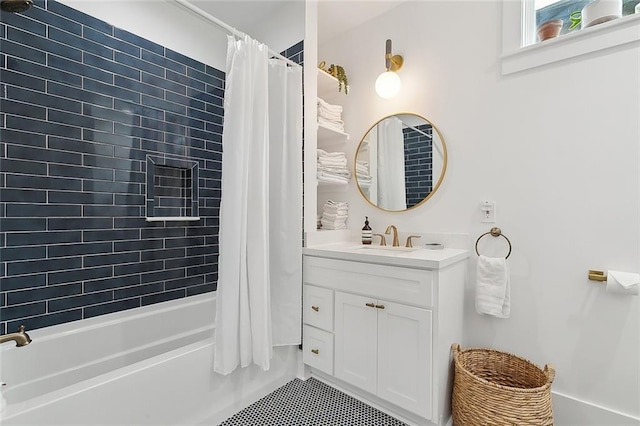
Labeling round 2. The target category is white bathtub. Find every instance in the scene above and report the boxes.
[0,294,300,425]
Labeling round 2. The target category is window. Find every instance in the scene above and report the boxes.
[501,0,640,75]
[530,0,640,46]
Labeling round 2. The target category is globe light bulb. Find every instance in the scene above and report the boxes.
[375,70,401,99]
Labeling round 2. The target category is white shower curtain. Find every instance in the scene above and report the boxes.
[214,35,302,375]
[377,116,407,210]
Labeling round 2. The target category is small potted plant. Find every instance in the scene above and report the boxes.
[329,64,348,94]
[536,19,563,41]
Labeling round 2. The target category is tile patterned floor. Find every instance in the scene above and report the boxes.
[219,377,409,425]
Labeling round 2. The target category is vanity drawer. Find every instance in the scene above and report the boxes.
[304,256,434,308]
[303,324,334,375]
[303,285,334,332]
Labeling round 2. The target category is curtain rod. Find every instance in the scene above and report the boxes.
[400,120,445,159]
[401,122,432,139]
[173,0,301,68]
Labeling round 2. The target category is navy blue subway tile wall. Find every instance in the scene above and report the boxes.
[281,40,303,66]
[0,1,226,333]
[403,125,433,207]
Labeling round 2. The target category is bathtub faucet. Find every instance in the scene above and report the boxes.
[0,325,32,347]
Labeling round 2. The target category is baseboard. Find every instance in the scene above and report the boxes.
[552,391,640,426]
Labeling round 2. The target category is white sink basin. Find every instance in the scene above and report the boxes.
[303,242,470,269]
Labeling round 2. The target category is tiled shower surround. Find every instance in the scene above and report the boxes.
[0,0,303,334]
[403,124,433,207]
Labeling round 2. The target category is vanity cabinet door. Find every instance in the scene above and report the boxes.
[334,291,378,395]
[377,302,433,419]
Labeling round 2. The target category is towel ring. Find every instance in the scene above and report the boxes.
[475,227,512,259]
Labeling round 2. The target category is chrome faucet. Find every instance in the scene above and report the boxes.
[385,225,400,247]
[0,325,32,347]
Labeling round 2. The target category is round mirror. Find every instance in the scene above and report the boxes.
[355,113,447,212]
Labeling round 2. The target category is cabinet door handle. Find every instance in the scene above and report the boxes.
[375,304,385,309]
[365,302,376,308]
[311,348,319,355]
[311,305,319,312]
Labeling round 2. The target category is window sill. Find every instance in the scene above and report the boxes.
[501,13,640,75]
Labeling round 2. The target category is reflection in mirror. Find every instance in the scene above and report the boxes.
[355,113,447,212]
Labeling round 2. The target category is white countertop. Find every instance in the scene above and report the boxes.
[303,242,469,270]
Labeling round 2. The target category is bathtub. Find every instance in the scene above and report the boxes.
[0,293,300,425]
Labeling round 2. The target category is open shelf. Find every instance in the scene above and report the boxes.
[317,181,349,193]
[317,122,349,147]
[317,68,349,100]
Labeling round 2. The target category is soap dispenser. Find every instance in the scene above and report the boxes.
[362,216,372,245]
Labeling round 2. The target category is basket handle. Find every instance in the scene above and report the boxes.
[543,364,556,384]
[451,343,461,358]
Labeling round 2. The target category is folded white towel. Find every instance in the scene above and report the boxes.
[318,114,344,125]
[323,202,348,210]
[319,112,342,123]
[318,104,343,118]
[321,211,348,218]
[317,98,343,112]
[318,158,348,167]
[318,166,351,177]
[318,117,345,133]
[323,211,348,218]
[475,255,510,318]
[318,112,342,123]
[317,149,346,158]
[318,115,344,125]
[317,174,350,184]
[323,201,348,214]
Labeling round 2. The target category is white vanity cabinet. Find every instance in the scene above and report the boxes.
[302,247,468,425]
[335,291,433,418]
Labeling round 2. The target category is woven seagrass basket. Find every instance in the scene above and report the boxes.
[451,344,555,426]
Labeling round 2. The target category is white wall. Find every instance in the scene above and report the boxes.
[319,1,639,421]
[58,0,304,70]
[250,1,305,54]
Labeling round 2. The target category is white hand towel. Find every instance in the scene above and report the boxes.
[475,255,510,318]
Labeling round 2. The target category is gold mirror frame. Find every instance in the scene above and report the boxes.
[354,112,447,212]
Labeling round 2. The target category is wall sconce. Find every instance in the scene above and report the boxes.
[375,39,403,99]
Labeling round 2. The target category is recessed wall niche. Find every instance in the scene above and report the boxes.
[146,156,200,221]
